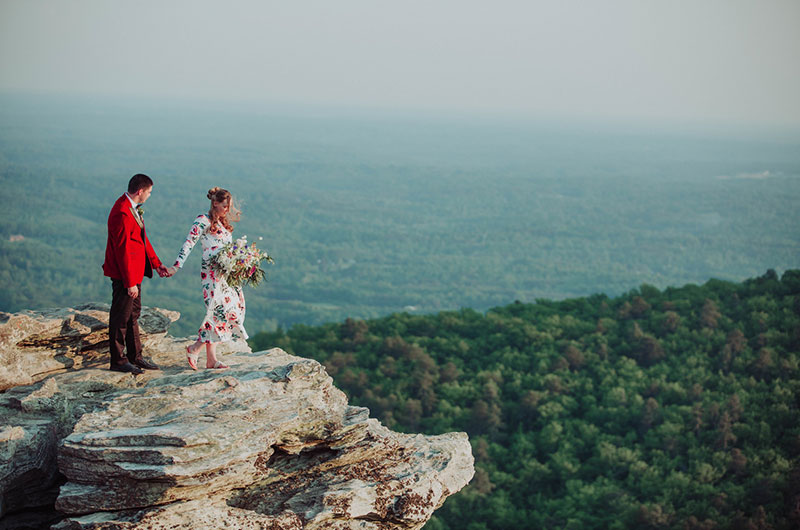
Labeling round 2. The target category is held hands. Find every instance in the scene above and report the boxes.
[157,265,174,278]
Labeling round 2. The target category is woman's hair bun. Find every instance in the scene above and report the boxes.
[207,187,221,200]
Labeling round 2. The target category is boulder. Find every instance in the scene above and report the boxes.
[0,305,473,529]
[0,303,179,391]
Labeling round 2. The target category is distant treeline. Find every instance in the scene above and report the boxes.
[251,270,800,529]
[2,95,800,338]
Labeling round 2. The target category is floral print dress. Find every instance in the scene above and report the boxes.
[174,214,248,343]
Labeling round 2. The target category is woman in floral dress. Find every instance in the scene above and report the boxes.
[167,187,247,369]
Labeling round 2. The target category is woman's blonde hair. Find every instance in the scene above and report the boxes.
[207,187,241,232]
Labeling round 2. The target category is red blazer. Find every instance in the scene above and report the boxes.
[103,195,163,288]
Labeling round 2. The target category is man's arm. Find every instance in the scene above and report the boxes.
[109,210,136,289]
[144,233,170,277]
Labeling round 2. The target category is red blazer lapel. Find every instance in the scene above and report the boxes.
[129,205,144,229]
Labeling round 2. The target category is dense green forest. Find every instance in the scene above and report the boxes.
[1,94,799,337]
[251,270,800,529]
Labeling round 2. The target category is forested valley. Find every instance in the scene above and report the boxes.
[1,94,799,338]
[251,270,800,529]
[2,94,800,529]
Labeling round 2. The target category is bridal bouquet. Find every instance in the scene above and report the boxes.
[210,236,274,288]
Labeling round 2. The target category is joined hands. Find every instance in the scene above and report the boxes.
[157,265,175,278]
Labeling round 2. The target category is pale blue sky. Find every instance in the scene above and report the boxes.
[1,0,798,126]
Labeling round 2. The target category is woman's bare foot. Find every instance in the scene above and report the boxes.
[186,341,203,370]
[204,342,227,369]
[207,360,229,369]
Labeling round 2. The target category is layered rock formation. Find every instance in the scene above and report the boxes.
[0,304,473,529]
[0,303,181,392]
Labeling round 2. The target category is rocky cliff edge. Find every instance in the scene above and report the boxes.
[0,304,474,529]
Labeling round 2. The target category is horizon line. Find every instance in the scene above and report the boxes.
[2,88,800,139]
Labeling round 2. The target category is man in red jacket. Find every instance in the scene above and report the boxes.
[103,174,170,374]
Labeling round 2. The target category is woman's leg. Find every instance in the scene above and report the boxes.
[205,342,228,368]
[187,338,204,355]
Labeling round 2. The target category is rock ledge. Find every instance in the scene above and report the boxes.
[0,305,473,529]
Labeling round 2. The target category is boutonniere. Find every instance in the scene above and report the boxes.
[129,206,144,228]
[136,205,145,218]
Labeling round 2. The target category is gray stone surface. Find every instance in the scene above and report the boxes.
[0,303,180,391]
[0,305,473,529]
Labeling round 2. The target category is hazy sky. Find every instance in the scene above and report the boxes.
[1,0,799,126]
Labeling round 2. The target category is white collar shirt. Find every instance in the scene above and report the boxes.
[125,192,142,222]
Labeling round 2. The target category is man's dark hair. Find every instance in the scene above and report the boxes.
[128,174,154,194]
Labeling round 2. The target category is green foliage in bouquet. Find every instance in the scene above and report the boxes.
[210,236,274,288]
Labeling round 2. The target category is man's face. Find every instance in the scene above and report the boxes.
[137,185,153,204]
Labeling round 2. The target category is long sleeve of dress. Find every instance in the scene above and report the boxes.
[174,214,209,269]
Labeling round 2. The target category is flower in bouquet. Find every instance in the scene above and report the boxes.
[210,235,274,288]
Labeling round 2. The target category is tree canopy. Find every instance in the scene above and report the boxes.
[251,270,800,529]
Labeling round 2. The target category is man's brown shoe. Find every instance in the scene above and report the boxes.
[111,362,144,375]
[133,358,159,370]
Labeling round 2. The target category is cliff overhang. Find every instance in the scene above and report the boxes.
[0,304,474,529]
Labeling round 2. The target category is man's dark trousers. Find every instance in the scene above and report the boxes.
[109,279,144,368]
